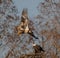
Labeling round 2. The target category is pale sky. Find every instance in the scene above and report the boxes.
[13,0,44,18]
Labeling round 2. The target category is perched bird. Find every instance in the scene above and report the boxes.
[16,8,29,35]
[16,8,38,39]
[32,44,45,53]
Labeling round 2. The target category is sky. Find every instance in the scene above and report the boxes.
[13,0,44,18]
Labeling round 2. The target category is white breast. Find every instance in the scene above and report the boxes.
[25,25,29,33]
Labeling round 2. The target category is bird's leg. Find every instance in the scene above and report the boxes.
[28,31,38,39]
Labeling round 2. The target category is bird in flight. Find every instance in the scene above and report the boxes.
[16,8,38,39]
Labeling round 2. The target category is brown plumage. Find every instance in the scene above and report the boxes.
[16,8,38,39]
[32,44,45,53]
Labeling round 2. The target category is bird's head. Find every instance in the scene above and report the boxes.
[22,8,28,18]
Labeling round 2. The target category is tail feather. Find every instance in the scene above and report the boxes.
[28,31,38,39]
